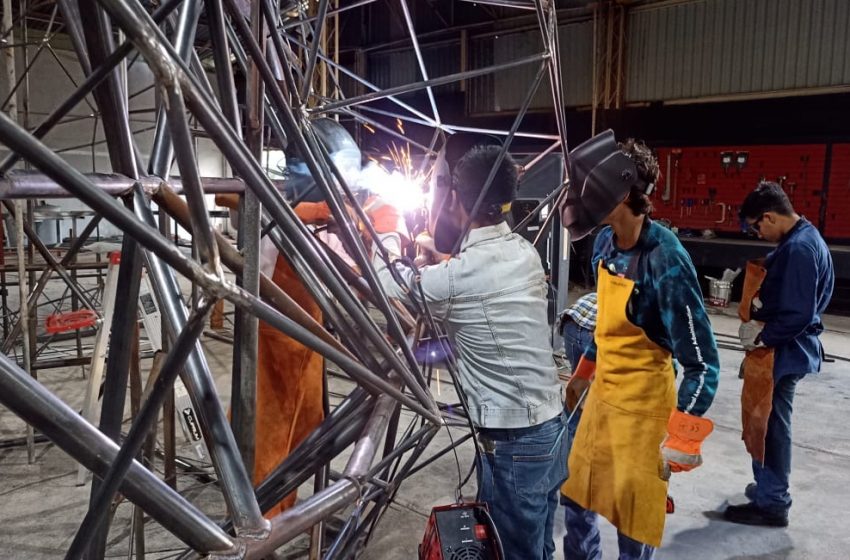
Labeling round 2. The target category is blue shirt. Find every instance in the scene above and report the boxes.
[753,218,834,379]
[584,220,719,417]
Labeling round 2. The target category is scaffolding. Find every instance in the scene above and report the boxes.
[0,0,572,557]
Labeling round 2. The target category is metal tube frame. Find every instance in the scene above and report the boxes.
[0,0,570,556]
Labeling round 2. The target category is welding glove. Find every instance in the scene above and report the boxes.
[565,356,595,413]
[293,201,332,224]
[660,409,714,480]
[363,195,408,239]
[413,232,451,266]
[215,194,332,226]
[739,320,765,351]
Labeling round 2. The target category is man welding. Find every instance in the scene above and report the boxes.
[367,134,567,560]
[216,118,358,516]
[558,131,719,559]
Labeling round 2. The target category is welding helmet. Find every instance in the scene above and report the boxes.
[429,133,505,254]
[559,129,655,240]
[285,118,362,202]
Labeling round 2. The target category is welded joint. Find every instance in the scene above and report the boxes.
[341,473,365,500]
[205,541,247,560]
[233,517,272,543]
[131,14,182,91]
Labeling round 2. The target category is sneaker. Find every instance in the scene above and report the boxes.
[723,503,788,527]
[745,482,757,501]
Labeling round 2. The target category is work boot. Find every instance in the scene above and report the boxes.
[745,483,757,501]
[723,503,788,527]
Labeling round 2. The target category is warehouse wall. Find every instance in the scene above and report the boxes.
[0,38,229,240]
[626,0,850,103]
[825,144,850,239]
[649,144,827,234]
[467,20,593,114]
[353,0,850,114]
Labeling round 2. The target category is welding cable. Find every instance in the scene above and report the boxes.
[407,262,483,500]
[480,504,507,560]
[567,386,590,425]
[424,360,467,502]
[384,256,483,498]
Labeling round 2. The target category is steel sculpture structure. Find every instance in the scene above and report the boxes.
[0,0,571,557]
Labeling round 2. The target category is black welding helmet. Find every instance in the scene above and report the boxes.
[285,118,362,202]
[430,133,503,254]
[559,129,654,240]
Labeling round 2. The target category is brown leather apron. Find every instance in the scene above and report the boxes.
[738,259,774,464]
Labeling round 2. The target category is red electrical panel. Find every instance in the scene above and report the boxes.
[825,144,850,240]
[649,145,826,234]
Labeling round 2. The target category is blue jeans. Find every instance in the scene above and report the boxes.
[562,320,594,372]
[752,373,803,515]
[477,411,569,560]
[562,497,655,560]
[562,321,591,542]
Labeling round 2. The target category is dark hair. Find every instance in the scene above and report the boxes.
[739,181,794,221]
[453,145,518,223]
[619,138,659,216]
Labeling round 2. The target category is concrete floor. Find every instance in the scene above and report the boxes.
[1,309,849,558]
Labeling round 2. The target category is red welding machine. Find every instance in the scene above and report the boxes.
[419,503,501,560]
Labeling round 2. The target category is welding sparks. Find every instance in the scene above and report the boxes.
[357,142,428,213]
[363,123,376,134]
[396,118,405,135]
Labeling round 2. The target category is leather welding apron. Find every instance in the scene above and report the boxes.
[738,259,774,464]
[255,257,325,517]
[562,260,676,548]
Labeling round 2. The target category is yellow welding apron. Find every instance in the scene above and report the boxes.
[562,261,676,547]
[738,259,774,464]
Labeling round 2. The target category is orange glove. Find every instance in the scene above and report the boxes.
[215,194,331,226]
[661,409,714,479]
[363,196,407,238]
[293,201,331,225]
[565,356,595,413]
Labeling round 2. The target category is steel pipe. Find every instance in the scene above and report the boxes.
[0,171,287,198]
[0,352,236,553]
[66,298,215,560]
[313,53,548,114]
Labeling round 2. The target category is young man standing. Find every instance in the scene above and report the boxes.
[559,131,719,559]
[725,181,834,527]
[369,135,567,560]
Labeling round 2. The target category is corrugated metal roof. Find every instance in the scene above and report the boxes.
[626,0,850,102]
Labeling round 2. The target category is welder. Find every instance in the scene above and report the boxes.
[217,118,358,516]
[367,134,568,560]
[558,131,720,559]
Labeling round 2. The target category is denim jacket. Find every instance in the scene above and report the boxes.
[375,222,564,429]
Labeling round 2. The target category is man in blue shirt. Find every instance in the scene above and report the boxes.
[725,181,834,527]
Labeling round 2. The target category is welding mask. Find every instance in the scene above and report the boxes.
[429,133,503,254]
[285,118,362,202]
[559,129,654,240]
